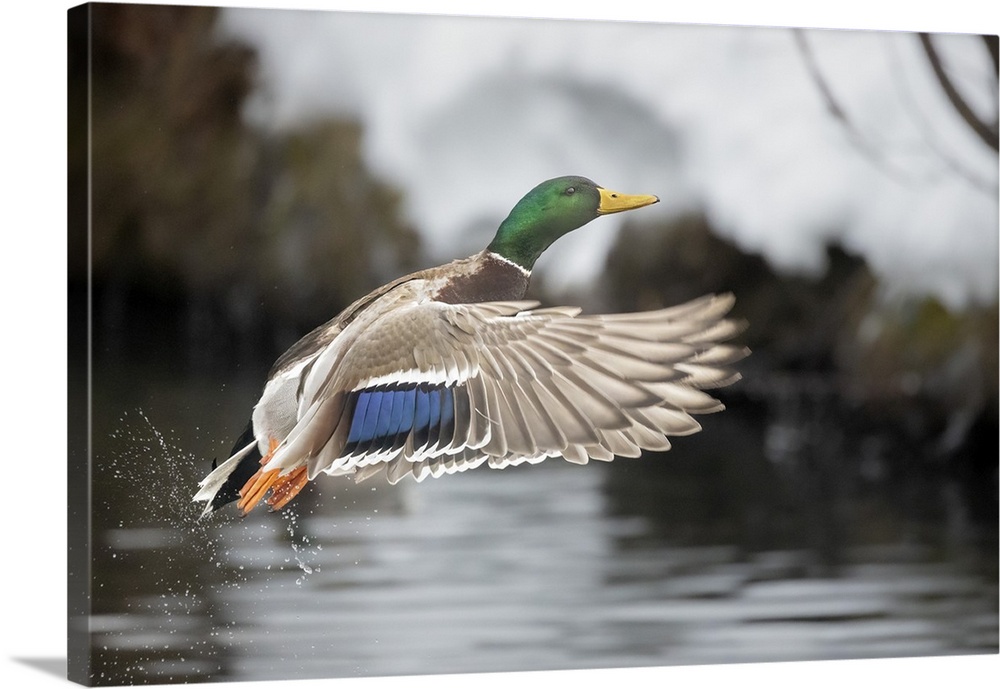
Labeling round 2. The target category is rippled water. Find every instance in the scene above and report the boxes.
[85,361,998,685]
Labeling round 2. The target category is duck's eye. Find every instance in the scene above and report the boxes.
[565,187,575,196]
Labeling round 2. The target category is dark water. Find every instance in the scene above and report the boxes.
[86,360,998,686]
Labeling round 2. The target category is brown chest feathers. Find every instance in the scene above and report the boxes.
[433,252,531,305]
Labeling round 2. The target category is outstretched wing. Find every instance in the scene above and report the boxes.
[263,293,746,484]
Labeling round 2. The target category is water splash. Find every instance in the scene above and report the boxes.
[96,407,334,683]
[281,509,321,585]
[97,408,236,684]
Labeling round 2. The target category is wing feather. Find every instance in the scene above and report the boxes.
[274,293,744,482]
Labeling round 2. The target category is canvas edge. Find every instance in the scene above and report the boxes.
[67,2,93,686]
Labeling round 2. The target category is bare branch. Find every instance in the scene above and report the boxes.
[983,34,998,78]
[793,29,914,184]
[883,35,995,195]
[919,33,999,152]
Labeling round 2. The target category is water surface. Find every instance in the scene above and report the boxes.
[87,360,997,685]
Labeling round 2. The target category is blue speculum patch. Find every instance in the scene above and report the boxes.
[345,383,457,454]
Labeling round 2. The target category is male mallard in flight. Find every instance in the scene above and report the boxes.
[194,176,746,517]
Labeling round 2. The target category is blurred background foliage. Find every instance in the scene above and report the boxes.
[71,4,997,529]
[603,213,997,533]
[73,4,423,370]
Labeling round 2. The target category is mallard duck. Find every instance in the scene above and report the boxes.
[194,176,746,517]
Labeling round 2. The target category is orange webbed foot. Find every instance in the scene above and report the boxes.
[237,438,284,516]
[266,466,309,511]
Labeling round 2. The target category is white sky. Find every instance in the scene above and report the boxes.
[217,6,998,307]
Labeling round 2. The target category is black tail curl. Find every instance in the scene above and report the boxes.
[209,419,263,512]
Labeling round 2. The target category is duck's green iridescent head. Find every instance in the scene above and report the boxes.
[486,176,659,271]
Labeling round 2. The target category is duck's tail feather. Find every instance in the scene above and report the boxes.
[192,421,262,518]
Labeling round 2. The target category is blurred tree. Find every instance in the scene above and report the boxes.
[603,212,997,526]
[603,213,878,373]
[72,4,423,367]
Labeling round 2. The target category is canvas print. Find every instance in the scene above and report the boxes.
[68,3,998,686]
